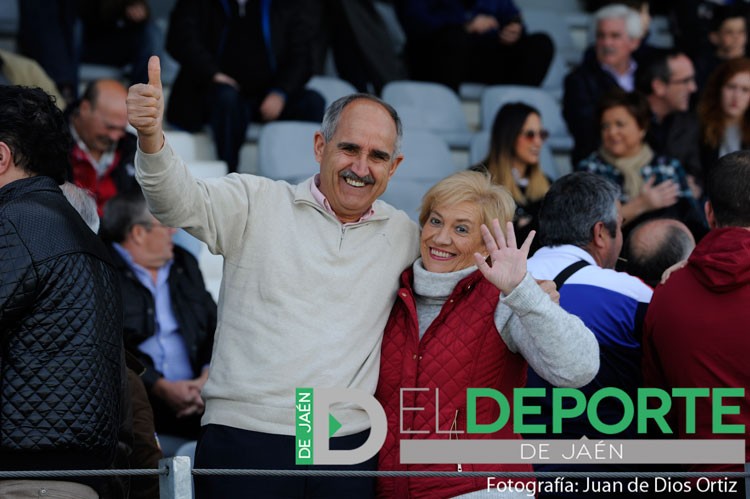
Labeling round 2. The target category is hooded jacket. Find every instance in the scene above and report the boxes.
[643,227,750,473]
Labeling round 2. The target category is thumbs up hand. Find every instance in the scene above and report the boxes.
[127,55,164,153]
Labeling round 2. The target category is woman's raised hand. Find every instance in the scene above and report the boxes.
[641,176,680,210]
[474,219,535,295]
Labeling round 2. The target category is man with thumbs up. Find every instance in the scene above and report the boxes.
[128,56,419,497]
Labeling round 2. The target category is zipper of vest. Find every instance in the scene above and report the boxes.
[450,409,462,472]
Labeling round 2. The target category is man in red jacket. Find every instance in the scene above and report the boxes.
[69,79,139,215]
[642,150,750,496]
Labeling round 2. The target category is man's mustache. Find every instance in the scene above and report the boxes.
[340,170,375,185]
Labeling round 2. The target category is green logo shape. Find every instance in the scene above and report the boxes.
[329,413,342,438]
[295,388,313,465]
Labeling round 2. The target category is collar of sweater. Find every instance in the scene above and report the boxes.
[293,176,391,224]
[412,258,478,300]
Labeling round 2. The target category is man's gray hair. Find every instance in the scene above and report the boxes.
[595,4,643,40]
[100,190,153,243]
[539,172,621,248]
[320,93,403,157]
[60,182,100,233]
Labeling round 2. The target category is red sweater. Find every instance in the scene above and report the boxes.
[69,133,138,216]
[643,227,750,473]
[376,268,533,499]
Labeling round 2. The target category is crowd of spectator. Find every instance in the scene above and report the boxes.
[1,1,748,498]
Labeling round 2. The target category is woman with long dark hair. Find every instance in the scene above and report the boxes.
[471,102,550,247]
[697,57,750,171]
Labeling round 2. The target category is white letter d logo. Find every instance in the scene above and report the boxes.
[312,388,387,465]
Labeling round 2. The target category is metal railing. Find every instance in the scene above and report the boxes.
[0,459,747,499]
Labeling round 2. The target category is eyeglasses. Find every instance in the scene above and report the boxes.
[134,221,172,231]
[667,75,696,86]
[520,129,550,141]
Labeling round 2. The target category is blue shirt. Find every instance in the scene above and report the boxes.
[526,245,652,438]
[113,243,194,381]
[525,245,652,477]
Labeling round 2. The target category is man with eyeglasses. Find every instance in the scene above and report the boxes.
[100,190,217,457]
[635,49,703,192]
[69,78,140,216]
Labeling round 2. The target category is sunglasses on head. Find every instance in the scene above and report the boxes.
[521,129,550,141]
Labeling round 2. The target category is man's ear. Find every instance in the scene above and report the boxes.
[591,221,607,249]
[584,221,611,268]
[79,98,92,116]
[313,131,326,164]
[652,78,667,98]
[387,154,404,179]
[705,200,717,229]
[0,142,12,175]
[129,223,148,245]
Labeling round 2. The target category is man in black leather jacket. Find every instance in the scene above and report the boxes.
[100,190,217,456]
[0,86,124,498]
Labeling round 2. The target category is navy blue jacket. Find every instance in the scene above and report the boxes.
[399,0,522,38]
[166,0,319,131]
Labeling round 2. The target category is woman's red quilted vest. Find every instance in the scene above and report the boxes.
[376,268,534,499]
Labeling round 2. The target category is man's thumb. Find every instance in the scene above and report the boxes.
[148,55,162,89]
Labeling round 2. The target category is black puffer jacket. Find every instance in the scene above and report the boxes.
[0,176,123,475]
[108,244,216,389]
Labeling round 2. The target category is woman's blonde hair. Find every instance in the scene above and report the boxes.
[482,103,550,204]
[697,57,750,149]
[419,171,516,229]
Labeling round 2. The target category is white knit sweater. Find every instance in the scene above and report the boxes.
[136,141,420,436]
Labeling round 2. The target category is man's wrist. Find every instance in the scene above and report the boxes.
[138,132,165,154]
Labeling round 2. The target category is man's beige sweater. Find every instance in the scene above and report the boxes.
[136,142,420,436]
